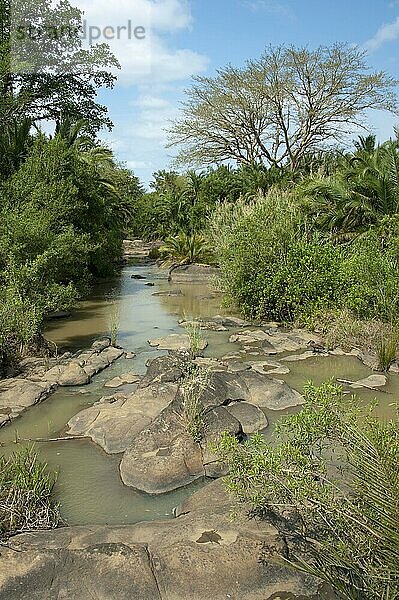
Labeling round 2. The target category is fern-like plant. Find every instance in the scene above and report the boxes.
[159,231,213,266]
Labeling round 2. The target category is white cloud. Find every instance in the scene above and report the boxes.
[242,0,292,18]
[363,16,399,52]
[73,0,208,84]
[129,94,179,141]
[126,159,152,169]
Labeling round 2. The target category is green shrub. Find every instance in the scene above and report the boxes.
[341,226,399,321]
[216,381,399,600]
[211,190,342,321]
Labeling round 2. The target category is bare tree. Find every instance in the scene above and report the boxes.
[167,44,399,171]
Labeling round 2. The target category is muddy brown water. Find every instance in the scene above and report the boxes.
[0,261,397,526]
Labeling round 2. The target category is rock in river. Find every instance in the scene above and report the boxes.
[119,402,205,493]
[148,334,208,352]
[169,263,220,284]
[67,383,178,454]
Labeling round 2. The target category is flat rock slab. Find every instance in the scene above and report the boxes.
[169,263,220,284]
[104,373,141,388]
[180,320,227,332]
[0,379,54,411]
[67,383,178,454]
[0,481,322,600]
[211,315,250,327]
[230,329,321,355]
[152,289,184,297]
[226,402,268,434]
[351,374,388,389]
[42,345,124,385]
[148,334,208,352]
[207,371,304,412]
[248,360,290,375]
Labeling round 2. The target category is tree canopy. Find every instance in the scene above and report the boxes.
[0,0,119,131]
[168,44,399,170]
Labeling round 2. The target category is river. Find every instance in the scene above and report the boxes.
[0,260,397,526]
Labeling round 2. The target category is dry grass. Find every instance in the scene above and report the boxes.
[180,366,211,442]
[315,309,398,357]
[108,305,120,347]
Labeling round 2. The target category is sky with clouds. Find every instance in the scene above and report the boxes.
[75,0,399,186]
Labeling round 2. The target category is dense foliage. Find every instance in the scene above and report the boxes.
[0,128,142,373]
[207,136,399,327]
[216,382,399,599]
[129,164,292,240]
[210,190,343,321]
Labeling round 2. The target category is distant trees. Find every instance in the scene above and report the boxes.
[168,44,398,171]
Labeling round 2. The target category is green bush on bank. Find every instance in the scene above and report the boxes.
[0,134,139,373]
[216,381,399,599]
[210,190,399,325]
[210,190,343,321]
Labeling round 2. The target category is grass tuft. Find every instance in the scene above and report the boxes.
[0,447,60,540]
[180,366,210,442]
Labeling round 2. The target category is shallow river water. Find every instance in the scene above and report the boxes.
[0,261,397,526]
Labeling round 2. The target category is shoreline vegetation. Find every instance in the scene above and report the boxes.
[1,1,399,594]
[0,447,60,542]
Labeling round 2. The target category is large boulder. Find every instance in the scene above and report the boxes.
[0,481,324,600]
[169,263,220,284]
[201,407,242,478]
[58,363,91,386]
[67,383,178,454]
[226,401,268,434]
[119,403,204,494]
[139,353,188,388]
[119,369,303,493]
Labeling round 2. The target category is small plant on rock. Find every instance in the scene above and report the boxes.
[184,320,204,357]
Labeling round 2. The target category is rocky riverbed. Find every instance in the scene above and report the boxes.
[0,339,125,427]
[0,479,327,600]
[0,254,394,599]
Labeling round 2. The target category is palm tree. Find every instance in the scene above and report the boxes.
[303,138,399,238]
[0,117,33,179]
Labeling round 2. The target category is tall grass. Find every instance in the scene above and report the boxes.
[0,447,60,540]
[377,331,398,372]
[184,320,204,357]
[180,366,210,442]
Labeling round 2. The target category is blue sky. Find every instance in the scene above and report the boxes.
[79,0,399,186]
